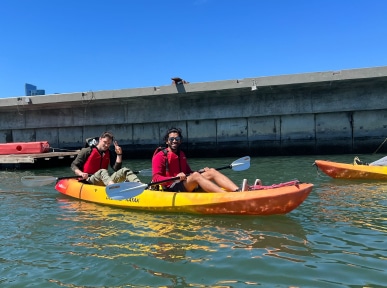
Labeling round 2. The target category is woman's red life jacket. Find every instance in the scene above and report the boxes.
[83,148,110,174]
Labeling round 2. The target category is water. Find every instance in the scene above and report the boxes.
[1,154,387,287]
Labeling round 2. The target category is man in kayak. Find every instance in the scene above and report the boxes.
[354,156,387,166]
[71,131,141,186]
[152,127,248,192]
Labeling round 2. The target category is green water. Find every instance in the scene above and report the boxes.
[1,154,387,287]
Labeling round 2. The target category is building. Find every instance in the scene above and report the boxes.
[25,83,45,96]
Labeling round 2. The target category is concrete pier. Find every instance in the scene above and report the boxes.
[1,66,387,158]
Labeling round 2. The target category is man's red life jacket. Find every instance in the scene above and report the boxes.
[83,148,110,174]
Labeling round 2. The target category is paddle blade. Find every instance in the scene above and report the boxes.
[106,182,148,200]
[21,176,58,187]
[230,156,250,171]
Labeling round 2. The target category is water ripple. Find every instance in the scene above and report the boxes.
[1,156,387,287]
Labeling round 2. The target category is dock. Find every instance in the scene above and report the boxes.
[0,151,79,169]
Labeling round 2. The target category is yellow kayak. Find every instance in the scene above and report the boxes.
[55,179,313,216]
[314,160,387,180]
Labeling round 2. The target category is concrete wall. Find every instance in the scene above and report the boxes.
[1,66,387,158]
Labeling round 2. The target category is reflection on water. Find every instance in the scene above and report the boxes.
[314,181,387,233]
[49,198,314,287]
[57,198,309,263]
[1,155,387,287]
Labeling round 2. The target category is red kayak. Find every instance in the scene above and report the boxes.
[0,141,50,155]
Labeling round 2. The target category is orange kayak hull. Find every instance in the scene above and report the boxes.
[314,160,387,180]
[55,179,313,216]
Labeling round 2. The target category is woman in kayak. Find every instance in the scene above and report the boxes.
[152,127,249,192]
[71,131,141,186]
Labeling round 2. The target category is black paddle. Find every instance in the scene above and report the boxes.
[106,156,250,200]
[373,137,387,154]
[21,168,152,187]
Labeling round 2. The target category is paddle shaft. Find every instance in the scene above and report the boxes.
[373,137,387,154]
[148,164,231,187]
[21,168,151,187]
[67,169,147,180]
[105,156,249,200]
[55,169,145,182]
[57,175,83,180]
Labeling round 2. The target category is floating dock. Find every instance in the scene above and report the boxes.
[0,151,79,169]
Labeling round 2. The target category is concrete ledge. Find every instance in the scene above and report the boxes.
[1,66,387,158]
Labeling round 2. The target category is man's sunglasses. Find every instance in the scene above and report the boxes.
[168,137,181,142]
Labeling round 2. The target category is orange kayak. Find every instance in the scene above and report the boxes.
[314,160,387,180]
[55,179,313,216]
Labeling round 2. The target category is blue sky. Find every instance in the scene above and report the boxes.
[1,0,386,98]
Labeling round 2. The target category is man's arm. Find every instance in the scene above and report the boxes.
[152,152,174,183]
[71,148,90,177]
[110,150,122,171]
[110,140,123,171]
